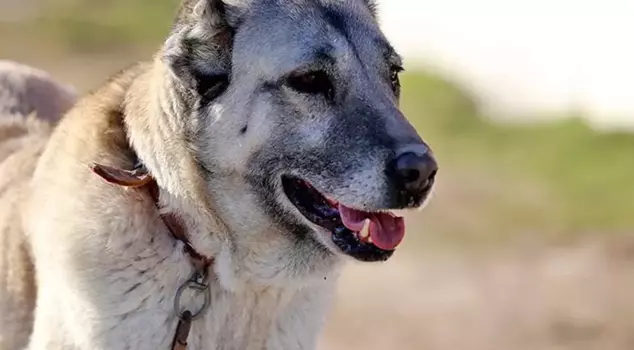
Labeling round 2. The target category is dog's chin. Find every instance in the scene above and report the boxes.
[281,175,425,263]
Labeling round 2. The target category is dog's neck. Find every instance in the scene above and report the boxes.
[88,163,333,349]
[123,61,225,258]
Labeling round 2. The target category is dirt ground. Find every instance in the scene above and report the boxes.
[320,240,634,350]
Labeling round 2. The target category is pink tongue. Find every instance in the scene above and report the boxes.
[339,204,405,251]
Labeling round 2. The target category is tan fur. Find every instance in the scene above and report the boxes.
[0,62,75,350]
[0,124,44,350]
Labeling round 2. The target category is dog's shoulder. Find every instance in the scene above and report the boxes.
[42,62,151,171]
[25,61,158,258]
[25,61,154,235]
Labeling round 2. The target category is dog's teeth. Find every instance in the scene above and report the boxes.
[357,220,370,240]
[367,236,374,244]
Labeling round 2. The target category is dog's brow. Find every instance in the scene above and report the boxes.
[294,47,336,72]
[374,38,402,67]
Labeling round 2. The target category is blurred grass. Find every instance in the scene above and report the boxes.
[2,0,178,53]
[40,0,177,53]
[1,0,633,246]
[401,73,634,235]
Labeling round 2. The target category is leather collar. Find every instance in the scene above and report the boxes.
[90,161,213,272]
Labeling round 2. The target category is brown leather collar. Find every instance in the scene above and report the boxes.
[90,161,212,350]
[90,162,213,271]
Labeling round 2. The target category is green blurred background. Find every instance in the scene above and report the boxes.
[2,1,633,349]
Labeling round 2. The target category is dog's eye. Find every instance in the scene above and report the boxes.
[287,71,334,100]
[195,73,229,103]
[390,65,403,92]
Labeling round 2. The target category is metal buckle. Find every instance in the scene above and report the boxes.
[173,268,211,320]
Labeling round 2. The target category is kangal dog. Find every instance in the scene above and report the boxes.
[0,0,438,349]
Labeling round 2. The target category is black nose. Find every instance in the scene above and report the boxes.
[391,150,438,192]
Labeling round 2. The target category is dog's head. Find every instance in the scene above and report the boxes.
[158,0,437,282]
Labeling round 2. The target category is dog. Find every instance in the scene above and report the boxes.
[0,0,438,349]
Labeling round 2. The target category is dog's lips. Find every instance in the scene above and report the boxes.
[281,175,405,260]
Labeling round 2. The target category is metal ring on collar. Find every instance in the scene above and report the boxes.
[173,278,211,320]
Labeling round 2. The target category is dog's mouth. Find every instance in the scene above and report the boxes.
[281,176,404,262]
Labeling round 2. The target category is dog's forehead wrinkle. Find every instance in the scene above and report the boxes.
[229,0,387,78]
[231,22,330,78]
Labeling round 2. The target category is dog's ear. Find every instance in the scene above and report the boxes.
[163,0,246,100]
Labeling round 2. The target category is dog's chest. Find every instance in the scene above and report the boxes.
[184,286,320,349]
[93,281,324,350]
